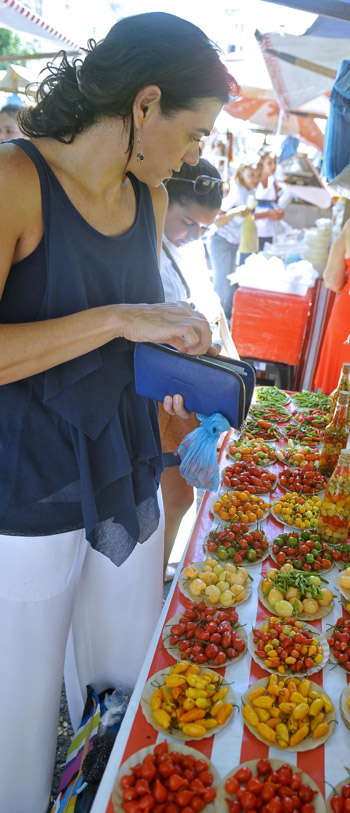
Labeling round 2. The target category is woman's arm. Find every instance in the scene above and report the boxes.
[323,225,348,292]
[0,153,212,386]
[214,205,249,227]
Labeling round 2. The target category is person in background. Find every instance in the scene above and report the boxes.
[160,159,229,579]
[255,150,285,250]
[314,219,350,393]
[207,157,262,319]
[0,104,23,141]
[0,11,235,811]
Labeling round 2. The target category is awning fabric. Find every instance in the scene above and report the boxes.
[257,29,350,110]
[0,0,79,48]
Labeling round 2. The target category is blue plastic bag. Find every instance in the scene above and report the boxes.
[178,413,230,491]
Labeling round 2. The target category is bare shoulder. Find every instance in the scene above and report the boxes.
[0,142,41,225]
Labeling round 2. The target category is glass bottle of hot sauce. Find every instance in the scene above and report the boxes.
[317,449,350,543]
[318,391,350,478]
[329,363,350,420]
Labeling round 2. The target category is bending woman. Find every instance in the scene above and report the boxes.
[0,12,235,812]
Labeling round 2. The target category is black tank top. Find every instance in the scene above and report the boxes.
[0,139,164,566]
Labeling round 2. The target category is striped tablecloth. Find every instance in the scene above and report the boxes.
[91,429,350,813]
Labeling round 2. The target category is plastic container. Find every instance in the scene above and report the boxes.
[317,448,350,543]
[329,363,350,420]
[318,391,350,477]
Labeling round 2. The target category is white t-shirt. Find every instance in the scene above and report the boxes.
[214,182,251,245]
[160,237,221,324]
[255,175,278,239]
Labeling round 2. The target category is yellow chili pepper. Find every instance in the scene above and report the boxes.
[310,712,325,732]
[173,660,192,674]
[279,702,296,715]
[269,707,282,719]
[257,722,276,742]
[290,692,305,704]
[182,723,207,737]
[162,703,176,716]
[242,704,259,727]
[153,708,171,729]
[217,702,233,726]
[323,695,334,714]
[289,724,309,747]
[293,703,309,721]
[164,675,187,688]
[185,675,207,689]
[248,687,266,701]
[276,723,289,744]
[200,717,218,730]
[210,699,224,718]
[172,685,185,701]
[299,679,311,698]
[183,698,195,711]
[309,698,323,717]
[195,697,211,709]
[265,717,280,729]
[161,686,172,704]
[212,687,229,702]
[287,717,298,736]
[308,690,319,701]
[179,707,206,723]
[312,721,329,739]
[186,688,207,699]
[256,708,270,722]
[253,696,274,709]
[286,680,298,694]
[185,664,200,675]
[151,688,162,710]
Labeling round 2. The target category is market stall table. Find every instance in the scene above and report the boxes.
[91,414,350,813]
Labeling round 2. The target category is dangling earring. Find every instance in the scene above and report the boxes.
[136,129,144,166]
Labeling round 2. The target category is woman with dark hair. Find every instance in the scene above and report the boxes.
[0,12,235,811]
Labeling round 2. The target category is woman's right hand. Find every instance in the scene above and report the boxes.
[115,301,212,355]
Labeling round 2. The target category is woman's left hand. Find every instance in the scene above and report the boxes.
[162,344,221,416]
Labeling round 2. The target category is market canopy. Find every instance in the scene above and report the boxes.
[0,0,78,48]
[262,0,350,20]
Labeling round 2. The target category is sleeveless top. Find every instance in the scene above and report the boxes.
[0,139,165,566]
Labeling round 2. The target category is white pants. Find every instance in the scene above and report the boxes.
[0,510,164,813]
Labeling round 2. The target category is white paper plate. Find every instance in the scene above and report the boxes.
[258,581,335,621]
[141,666,235,740]
[218,759,326,813]
[111,742,220,813]
[220,465,278,495]
[179,560,253,608]
[248,618,329,676]
[202,531,270,567]
[242,676,336,752]
[162,610,247,667]
[210,491,270,525]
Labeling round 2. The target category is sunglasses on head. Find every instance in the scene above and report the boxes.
[168,175,230,198]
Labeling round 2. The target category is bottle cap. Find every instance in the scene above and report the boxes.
[340,449,350,464]
[342,364,350,374]
[337,390,350,405]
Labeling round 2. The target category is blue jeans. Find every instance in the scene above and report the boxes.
[207,233,238,319]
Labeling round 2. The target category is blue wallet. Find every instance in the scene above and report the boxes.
[134,343,255,429]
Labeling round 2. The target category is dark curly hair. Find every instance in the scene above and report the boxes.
[165,159,223,210]
[18,12,238,160]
